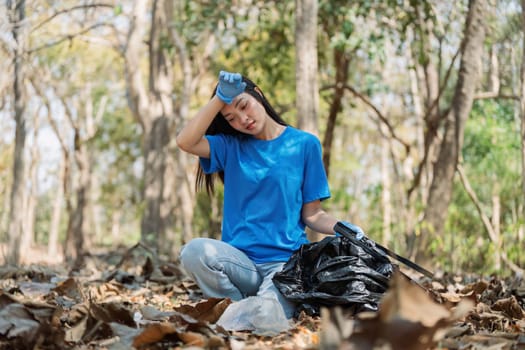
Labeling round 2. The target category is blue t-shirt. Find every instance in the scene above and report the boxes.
[200,126,331,263]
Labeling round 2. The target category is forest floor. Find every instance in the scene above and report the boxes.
[0,242,524,350]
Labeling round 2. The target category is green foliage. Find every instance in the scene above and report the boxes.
[96,105,142,235]
[463,100,520,189]
[113,4,123,16]
[193,188,223,240]
[447,99,522,274]
[211,2,296,123]
[174,0,232,48]
[319,0,388,60]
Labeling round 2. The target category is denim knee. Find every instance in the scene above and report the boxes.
[180,238,207,274]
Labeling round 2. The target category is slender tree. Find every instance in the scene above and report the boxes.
[520,0,525,238]
[417,0,489,264]
[124,0,177,251]
[295,0,322,242]
[295,0,319,136]
[6,0,27,265]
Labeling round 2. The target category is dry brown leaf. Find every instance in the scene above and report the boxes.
[461,280,489,296]
[0,303,40,339]
[456,333,519,349]
[140,305,177,321]
[89,301,136,327]
[174,297,232,323]
[64,315,88,343]
[18,282,56,298]
[0,290,22,308]
[440,290,464,303]
[178,330,207,347]
[379,272,451,327]
[52,278,85,302]
[451,297,476,320]
[132,322,178,347]
[491,296,525,319]
[107,322,141,348]
[431,280,446,291]
[85,281,125,302]
[325,271,477,350]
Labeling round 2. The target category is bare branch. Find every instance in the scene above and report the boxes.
[456,164,498,243]
[501,252,525,275]
[473,92,520,100]
[423,46,461,126]
[458,164,525,274]
[31,3,115,32]
[27,22,112,54]
[406,46,460,198]
[29,77,69,153]
[343,84,411,154]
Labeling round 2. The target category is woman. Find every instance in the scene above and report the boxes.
[176,71,364,318]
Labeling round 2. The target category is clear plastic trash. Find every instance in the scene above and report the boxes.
[216,296,291,336]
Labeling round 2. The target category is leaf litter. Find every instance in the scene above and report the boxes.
[0,243,523,349]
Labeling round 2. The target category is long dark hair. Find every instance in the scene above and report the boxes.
[195,75,288,196]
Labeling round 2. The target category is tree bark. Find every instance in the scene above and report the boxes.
[58,85,102,264]
[295,0,322,242]
[488,45,500,93]
[125,0,177,252]
[520,0,525,241]
[407,18,442,203]
[322,49,349,178]
[295,0,319,136]
[48,153,65,258]
[417,0,488,264]
[381,135,392,246]
[6,0,27,265]
[37,80,71,261]
[21,112,40,260]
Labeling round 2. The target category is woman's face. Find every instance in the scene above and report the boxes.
[220,92,268,135]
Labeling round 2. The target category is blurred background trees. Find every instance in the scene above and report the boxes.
[0,0,523,275]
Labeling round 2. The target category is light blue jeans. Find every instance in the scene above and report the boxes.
[179,238,296,318]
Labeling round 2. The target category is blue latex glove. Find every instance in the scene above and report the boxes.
[216,70,246,104]
[341,221,366,240]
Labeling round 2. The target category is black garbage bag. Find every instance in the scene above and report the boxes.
[273,235,395,317]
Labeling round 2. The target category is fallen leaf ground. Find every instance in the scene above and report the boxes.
[0,243,524,349]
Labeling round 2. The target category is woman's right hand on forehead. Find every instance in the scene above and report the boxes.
[216,70,247,104]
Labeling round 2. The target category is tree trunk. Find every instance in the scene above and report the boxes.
[322,49,350,178]
[21,113,40,260]
[48,153,65,258]
[295,0,319,136]
[488,45,500,93]
[407,19,442,203]
[111,206,122,243]
[6,0,27,265]
[60,84,102,264]
[381,136,392,246]
[168,13,216,248]
[417,0,488,264]
[520,0,525,242]
[125,0,177,252]
[0,179,9,240]
[295,0,322,242]
[38,81,72,261]
[491,191,501,270]
[64,131,89,263]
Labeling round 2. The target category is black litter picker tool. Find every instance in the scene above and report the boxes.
[333,221,434,279]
